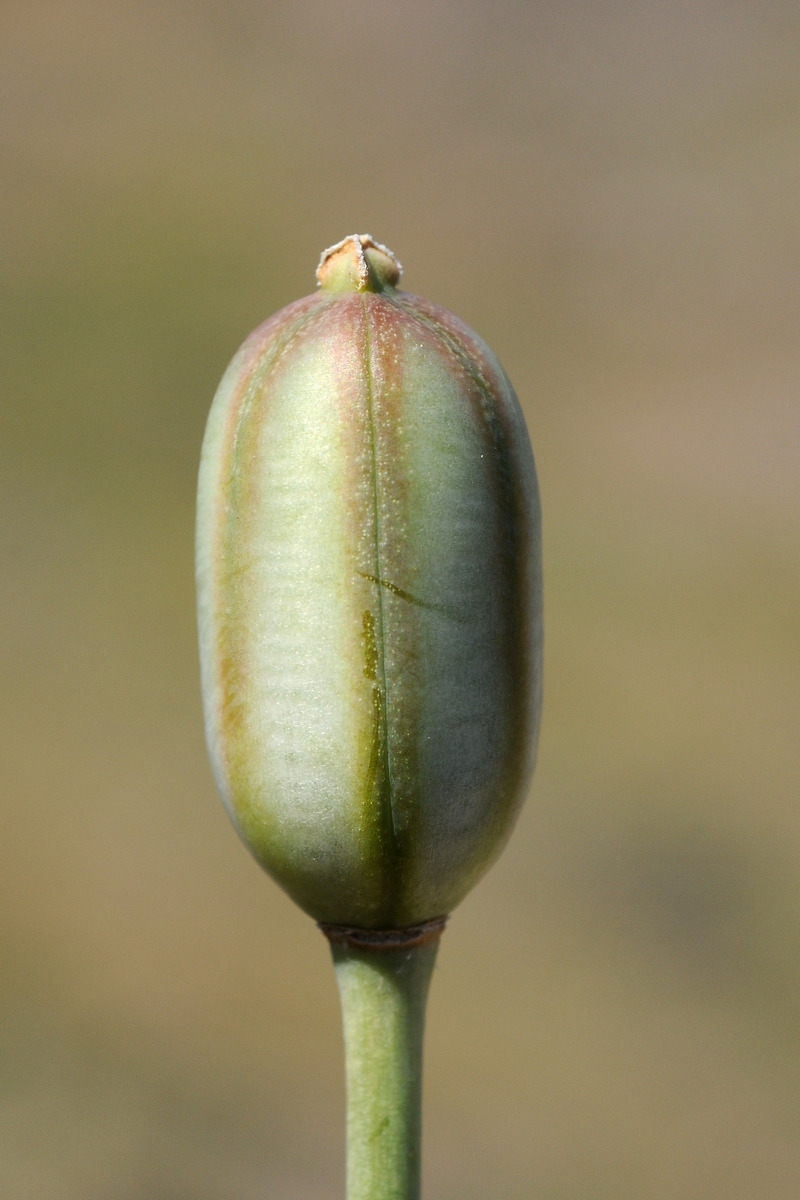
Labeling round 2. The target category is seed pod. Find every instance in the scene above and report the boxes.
[196,235,542,930]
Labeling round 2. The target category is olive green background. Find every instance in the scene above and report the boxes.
[1,3,799,1197]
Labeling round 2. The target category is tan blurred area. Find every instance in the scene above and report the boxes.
[1,2,799,1196]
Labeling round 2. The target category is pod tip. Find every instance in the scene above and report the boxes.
[316,234,402,293]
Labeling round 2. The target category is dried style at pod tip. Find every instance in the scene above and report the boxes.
[196,234,543,933]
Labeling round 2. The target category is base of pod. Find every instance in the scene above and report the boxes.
[318,915,448,952]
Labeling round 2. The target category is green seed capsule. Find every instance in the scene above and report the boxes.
[196,235,542,930]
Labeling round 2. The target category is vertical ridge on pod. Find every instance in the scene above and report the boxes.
[360,294,400,881]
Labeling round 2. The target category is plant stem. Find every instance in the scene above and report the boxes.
[331,938,439,1200]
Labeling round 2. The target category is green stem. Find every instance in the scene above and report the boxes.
[331,939,439,1200]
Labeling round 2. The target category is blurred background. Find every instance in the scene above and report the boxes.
[1,2,799,1197]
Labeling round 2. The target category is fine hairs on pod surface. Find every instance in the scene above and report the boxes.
[196,235,542,1200]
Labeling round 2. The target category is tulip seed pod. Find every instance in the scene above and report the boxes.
[197,235,542,931]
[197,236,542,1200]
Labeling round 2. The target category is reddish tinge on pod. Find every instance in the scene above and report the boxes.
[196,235,542,930]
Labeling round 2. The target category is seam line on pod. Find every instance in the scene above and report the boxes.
[221,298,332,589]
[389,294,540,851]
[209,298,332,784]
[387,292,519,551]
[360,295,398,852]
[226,299,329,486]
[389,295,499,417]
[220,300,333,582]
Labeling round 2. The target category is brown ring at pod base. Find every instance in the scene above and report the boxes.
[319,916,448,951]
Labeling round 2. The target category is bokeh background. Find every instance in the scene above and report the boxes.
[2,2,799,1197]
